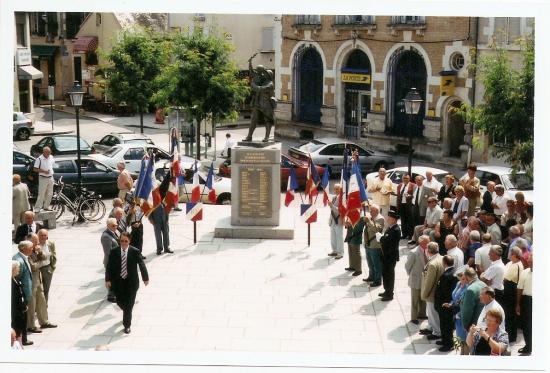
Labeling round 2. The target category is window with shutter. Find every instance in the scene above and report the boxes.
[261,27,274,51]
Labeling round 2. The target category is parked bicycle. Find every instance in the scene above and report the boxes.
[50,176,106,223]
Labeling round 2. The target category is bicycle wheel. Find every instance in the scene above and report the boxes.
[51,199,65,220]
[78,198,106,222]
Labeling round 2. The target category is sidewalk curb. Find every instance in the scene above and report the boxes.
[33,130,74,136]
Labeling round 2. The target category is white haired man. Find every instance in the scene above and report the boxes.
[328,183,344,259]
[33,146,55,212]
[101,218,120,302]
[366,168,393,219]
[405,235,429,324]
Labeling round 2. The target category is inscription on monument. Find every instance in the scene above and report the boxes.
[239,167,272,218]
[235,150,278,164]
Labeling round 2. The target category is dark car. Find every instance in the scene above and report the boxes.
[13,149,37,192]
[30,135,92,158]
[49,156,137,196]
[218,153,325,190]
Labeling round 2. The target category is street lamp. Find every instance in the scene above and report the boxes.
[402,87,423,177]
[68,81,84,191]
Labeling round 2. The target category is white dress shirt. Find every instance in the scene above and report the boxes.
[477,299,506,332]
[425,205,443,227]
[446,246,464,270]
[424,178,442,192]
[475,244,492,273]
[482,259,505,290]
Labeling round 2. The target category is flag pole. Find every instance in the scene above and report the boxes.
[194,221,197,244]
[308,223,311,247]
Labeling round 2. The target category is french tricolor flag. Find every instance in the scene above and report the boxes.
[345,160,368,227]
[305,156,320,202]
[285,167,299,207]
[205,162,216,204]
[191,160,201,203]
[165,136,181,211]
[320,165,330,206]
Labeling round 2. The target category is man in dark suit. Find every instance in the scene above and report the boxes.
[395,175,414,239]
[434,255,458,351]
[379,210,402,301]
[438,175,456,207]
[12,241,34,345]
[14,211,44,244]
[410,176,436,244]
[105,232,149,334]
[480,181,495,213]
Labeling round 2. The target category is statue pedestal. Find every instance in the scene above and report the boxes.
[214,143,294,239]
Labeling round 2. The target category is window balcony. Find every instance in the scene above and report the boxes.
[334,15,375,26]
[293,15,321,26]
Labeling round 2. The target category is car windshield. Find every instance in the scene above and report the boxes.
[298,139,325,153]
[502,173,533,190]
[103,147,122,158]
[55,137,90,150]
[125,138,153,144]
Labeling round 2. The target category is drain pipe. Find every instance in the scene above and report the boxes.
[468,17,480,166]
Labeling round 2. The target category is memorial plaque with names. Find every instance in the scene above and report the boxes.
[238,166,272,218]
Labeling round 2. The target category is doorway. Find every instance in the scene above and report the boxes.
[447,100,465,157]
[296,47,323,123]
[343,49,371,138]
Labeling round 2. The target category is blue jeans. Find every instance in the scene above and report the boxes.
[365,247,382,282]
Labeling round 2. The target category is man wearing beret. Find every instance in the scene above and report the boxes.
[379,210,402,301]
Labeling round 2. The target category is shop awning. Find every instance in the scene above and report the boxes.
[18,65,44,80]
[31,44,59,57]
[73,36,98,54]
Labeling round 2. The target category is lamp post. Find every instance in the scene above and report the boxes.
[68,81,84,191]
[402,87,423,177]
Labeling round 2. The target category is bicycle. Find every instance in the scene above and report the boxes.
[50,176,106,223]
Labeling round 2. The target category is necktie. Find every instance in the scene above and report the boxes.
[121,249,128,279]
[28,225,32,234]
[415,188,420,206]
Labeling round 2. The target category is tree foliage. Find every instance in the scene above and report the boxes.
[152,30,250,127]
[102,29,168,115]
[459,30,534,177]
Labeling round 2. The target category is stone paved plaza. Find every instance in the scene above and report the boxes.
[16,203,526,355]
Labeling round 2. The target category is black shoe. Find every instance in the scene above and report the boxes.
[164,249,174,254]
[345,267,355,271]
[352,271,362,276]
[27,328,42,334]
[408,240,416,245]
[436,340,444,345]
[124,327,131,334]
[22,340,34,346]
[419,328,432,335]
[156,251,162,255]
[328,252,338,257]
[362,278,371,283]
[418,316,428,320]
[518,346,531,354]
[410,319,419,325]
[378,292,387,297]
[381,296,393,301]
[370,282,381,287]
[427,334,441,340]
[141,255,146,259]
[107,296,116,303]
[400,235,408,239]
[173,208,182,211]
[438,346,453,352]
[41,323,57,329]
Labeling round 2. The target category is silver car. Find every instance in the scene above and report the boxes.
[91,132,155,154]
[13,112,34,141]
[288,137,395,175]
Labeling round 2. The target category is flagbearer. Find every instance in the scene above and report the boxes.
[344,215,365,277]
[379,210,402,301]
[328,183,344,260]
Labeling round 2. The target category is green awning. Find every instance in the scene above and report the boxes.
[31,45,59,57]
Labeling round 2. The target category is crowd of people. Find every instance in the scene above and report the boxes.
[328,164,533,355]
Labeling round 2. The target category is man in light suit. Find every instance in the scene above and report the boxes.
[363,204,385,287]
[101,218,119,302]
[12,174,31,229]
[410,175,435,244]
[37,229,56,302]
[12,241,34,346]
[405,235,429,324]
[105,232,149,334]
[420,242,444,341]
[328,183,344,259]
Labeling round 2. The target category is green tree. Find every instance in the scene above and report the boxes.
[102,28,167,133]
[153,30,249,159]
[459,31,534,178]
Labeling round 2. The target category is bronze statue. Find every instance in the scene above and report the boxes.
[244,52,277,142]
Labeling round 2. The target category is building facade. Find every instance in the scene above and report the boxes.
[14,12,43,116]
[275,15,478,163]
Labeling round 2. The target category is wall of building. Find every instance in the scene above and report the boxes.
[14,12,35,116]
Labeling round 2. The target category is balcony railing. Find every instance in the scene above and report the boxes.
[390,16,426,25]
[294,15,321,26]
[334,15,375,25]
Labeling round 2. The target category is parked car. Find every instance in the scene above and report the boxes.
[51,156,137,196]
[288,137,395,175]
[155,162,232,205]
[92,132,155,154]
[30,135,92,158]
[218,153,325,189]
[13,149,37,193]
[13,112,34,141]
[459,165,533,203]
[89,144,172,173]
[366,166,452,208]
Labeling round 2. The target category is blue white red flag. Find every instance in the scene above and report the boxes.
[305,156,321,202]
[338,148,352,218]
[300,204,317,223]
[320,165,330,206]
[191,160,201,203]
[136,153,155,215]
[186,202,203,221]
[285,167,299,207]
[205,162,216,204]
[165,136,181,212]
[345,160,369,227]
